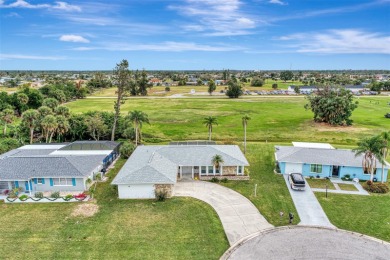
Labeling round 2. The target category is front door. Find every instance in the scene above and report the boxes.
[332,166,339,177]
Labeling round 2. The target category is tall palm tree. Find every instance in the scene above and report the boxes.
[203,116,218,141]
[380,131,390,183]
[242,114,251,154]
[127,110,150,146]
[212,154,224,174]
[56,116,70,142]
[0,108,15,136]
[353,135,386,182]
[41,115,58,143]
[21,109,39,144]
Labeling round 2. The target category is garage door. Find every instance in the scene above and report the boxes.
[0,181,9,190]
[285,163,303,174]
[118,184,155,199]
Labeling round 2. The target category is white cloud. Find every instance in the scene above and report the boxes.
[170,0,257,36]
[0,0,81,12]
[269,0,287,5]
[3,11,21,18]
[72,41,244,52]
[0,54,65,60]
[279,29,390,54]
[59,34,89,43]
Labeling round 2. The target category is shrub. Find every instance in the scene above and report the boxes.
[8,187,22,198]
[244,168,250,176]
[272,83,278,89]
[210,177,219,183]
[309,176,314,179]
[120,142,135,159]
[344,174,351,180]
[221,178,228,183]
[34,192,44,198]
[364,182,389,193]
[165,86,170,92]
[155,190,168,201]
[316,175,320,178]
[64,194,73,201]
[50,191,60,198]
[19,194,28,201]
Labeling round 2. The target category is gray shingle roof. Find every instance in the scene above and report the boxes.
[112,145,249,185]
[275,146,388,168]
[0,155,105,180]
[60,141,120,151]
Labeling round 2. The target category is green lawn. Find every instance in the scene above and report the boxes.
[316,193,390,242]
[220,143,300,226]
[0,159,229,259]
[306,178,336,190]
[66,96,389,144]
[337,183,359,191]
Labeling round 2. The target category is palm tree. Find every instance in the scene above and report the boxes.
[21,109,39,144]
[380,132,390,183]
[203,116,218,141]
[127,110,150,146]
[56,116,70,142]
[212,154,224,174]
[242,114,251,154]
[0,108,15,136]
[41,115,58,143]
[353,135,386,182]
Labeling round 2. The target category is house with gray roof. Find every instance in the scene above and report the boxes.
[112,144,249,199]
[275,142,389,181]
[0,141,120,196]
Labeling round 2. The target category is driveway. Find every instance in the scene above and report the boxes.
[174,181,273,245]
[283,174,335,228]
[222,226,390,260]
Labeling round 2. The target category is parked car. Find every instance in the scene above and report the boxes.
[289,173,306,190]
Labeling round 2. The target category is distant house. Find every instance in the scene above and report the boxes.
[112,144,249,199]
[275,142,389,181]
[0,141,120,195]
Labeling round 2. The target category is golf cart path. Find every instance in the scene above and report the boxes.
[174,181,273,246]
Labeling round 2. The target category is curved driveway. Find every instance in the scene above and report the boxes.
[174,181,273,245]
[223,226,390,260]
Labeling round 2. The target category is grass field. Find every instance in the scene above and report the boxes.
[0,159,229,259]
[338,183,359,191]
[66,96,390,144]
[316,193,390,242]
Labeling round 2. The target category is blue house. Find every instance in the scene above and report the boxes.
[275,142,389,181]
[0,141,120,196]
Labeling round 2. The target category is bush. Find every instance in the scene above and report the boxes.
[8,187,22,198]
[64,194,73,201]
[309,176,314,179]
[251,77,264,87]
[165,86,170,92]
[221,178,228,183]
[34,192,44,198]
[50,191,60,198]
[155,190,168,201]
[244,168,250,176]
[364,181,389,193]
[19,194,28,201]
[272,83,278,89]
[120,142,135,159]
[210,177,219,183]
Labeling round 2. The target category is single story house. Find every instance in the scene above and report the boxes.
[275,142,389,181]
[0,141,120,195]
[112,144,249,199]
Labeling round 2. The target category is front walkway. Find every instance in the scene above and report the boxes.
[174,181,273,246]
[283,175,335,228]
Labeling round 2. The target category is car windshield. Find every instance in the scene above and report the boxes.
[291,173,305,184]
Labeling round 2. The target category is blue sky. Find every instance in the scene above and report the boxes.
[0,0,389,70]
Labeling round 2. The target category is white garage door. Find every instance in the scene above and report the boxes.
[285,163,303,174]
[118,184,155,199]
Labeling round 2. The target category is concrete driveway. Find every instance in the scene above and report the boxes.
[223,226,390,260]
[174,181,273,245]
[283,174,335,228]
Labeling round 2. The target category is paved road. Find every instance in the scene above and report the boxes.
[174,181,273,245]
[223,226,390,260]
[283,174,335,228]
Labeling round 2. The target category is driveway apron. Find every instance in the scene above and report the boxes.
[174,181,273,246]
[283,174,335,228]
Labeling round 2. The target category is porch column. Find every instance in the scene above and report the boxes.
[180,166,182,179]
[220,166,223,175]
[192,167,194,179]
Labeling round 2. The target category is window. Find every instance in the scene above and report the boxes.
[53,178,73,186]
[37,178,44,184]
[215,167,220,174]
[208,166,214,174]
[238,166,243,174]
[310,164,322,173]
[363,168,377,175]
[201,166,207,175]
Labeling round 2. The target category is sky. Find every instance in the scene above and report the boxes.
[0,0,389,70]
